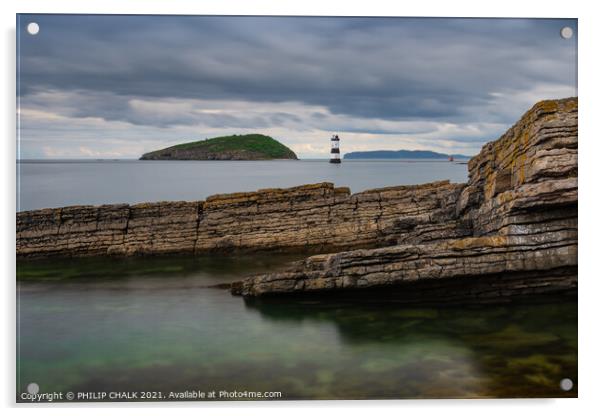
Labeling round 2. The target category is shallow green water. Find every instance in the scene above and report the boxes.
[17,255,577,401]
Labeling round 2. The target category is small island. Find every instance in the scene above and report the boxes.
[140,134,298,160]
[344,149,471,159]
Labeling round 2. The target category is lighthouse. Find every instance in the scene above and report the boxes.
[330,134,341,163]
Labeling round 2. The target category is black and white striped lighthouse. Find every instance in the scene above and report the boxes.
[329,134,341,163]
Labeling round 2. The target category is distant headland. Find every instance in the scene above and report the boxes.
[140,134,298,161]
[344,149,471,160]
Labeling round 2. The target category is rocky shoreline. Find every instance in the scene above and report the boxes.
[17,98,577,301]
[232,97,578,298]
[17,180,468,258]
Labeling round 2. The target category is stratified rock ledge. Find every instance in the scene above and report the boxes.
[17,180,466,258]
[17,98,577,302]
[233,97,578,299]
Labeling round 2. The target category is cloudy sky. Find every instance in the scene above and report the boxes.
[17,15,577,159]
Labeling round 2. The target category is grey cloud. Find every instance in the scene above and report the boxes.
[18,15,576,125]
[21,90,279,129]
[16,15,577,159]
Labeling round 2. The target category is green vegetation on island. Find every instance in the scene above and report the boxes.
[140,134,298,160]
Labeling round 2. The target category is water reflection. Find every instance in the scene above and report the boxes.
[244,295,577,398]
[17,255,577,400]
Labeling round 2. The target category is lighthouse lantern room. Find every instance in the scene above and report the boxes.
[330,134,341,163]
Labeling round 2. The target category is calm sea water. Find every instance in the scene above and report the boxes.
[17,159,469,211]
[17,256,577,400]
[16,159,577,400]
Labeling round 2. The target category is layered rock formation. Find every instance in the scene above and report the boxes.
[17,181,465,258]
[234,97,578,298]
[17,97,578,302]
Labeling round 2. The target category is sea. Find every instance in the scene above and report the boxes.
[16,159,577,400]
[17,159,469,211]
